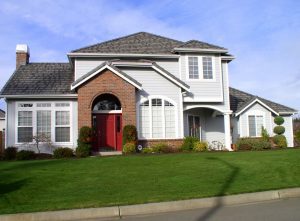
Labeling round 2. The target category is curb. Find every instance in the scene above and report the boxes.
[1,188,300,221]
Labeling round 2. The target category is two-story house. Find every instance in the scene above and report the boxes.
[0,32,296,152]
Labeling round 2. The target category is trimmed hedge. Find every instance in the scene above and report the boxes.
[123,142,136,154]
[4,147,17,160]
[273,126,285,135]
[236,138,271,151]
[273,135,287,148]
[53,147,74,159]
[16,150,35,160]
[122,125,138,145]
[75,144,91,158]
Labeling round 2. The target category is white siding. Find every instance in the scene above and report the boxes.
[181,54,224,102]
[75,58,179,80]
[239,103,273,137]
[6,100,16,146]
[0,119,5,131]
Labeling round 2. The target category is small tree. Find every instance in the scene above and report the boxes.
[273,116,287,148]
[122,125,138,146]
[32,133,52,153]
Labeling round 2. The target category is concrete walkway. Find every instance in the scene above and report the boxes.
[1,188,300,221]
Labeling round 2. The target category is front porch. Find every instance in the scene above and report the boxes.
[183,106,232,151]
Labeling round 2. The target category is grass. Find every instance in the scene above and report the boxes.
[1,149,300,214]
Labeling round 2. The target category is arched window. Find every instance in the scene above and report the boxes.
[139,98,176,138]
[93,94,121,111]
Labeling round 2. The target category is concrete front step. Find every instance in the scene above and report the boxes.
[95,151,122,156]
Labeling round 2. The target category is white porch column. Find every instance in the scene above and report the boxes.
[224,113,232,151]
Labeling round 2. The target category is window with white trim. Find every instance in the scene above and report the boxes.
[37,110,51,138]
[248,115,264,137]
[139,98,176,139]
[202,57,213,79]
[18,111,33,142]
[55,111,70,142]
[187,56,214,80]
[188,57,199,79]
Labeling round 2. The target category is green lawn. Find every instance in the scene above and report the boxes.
[1,149,300,214]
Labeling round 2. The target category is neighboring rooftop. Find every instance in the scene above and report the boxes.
[229,87,297,114]
[71,32,226,54]
[0,63,74,95]
[0,109,5,118]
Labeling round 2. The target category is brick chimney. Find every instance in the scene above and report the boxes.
[16,44,30,69]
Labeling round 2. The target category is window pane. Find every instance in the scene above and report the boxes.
[18,111,32,126]
[203,57,213,79]
[18,127,33,142]
[55,103,70,107]
[55,127,70,142]
[56,111,70,126]
[139,105,150,138]
[37,103,51,107]
[188,57,199,79]
[152,103,163,138]
[188,116,194,137]
[248,116,256,137]
[37,111,51,138]
[165,104,175,138]
[256,116,264,136]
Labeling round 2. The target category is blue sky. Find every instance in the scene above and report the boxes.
[0,0,300,113]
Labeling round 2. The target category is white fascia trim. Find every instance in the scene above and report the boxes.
[278,111,298,115]
[235,98,279,117]
[221,56,235,61]
[71,65,142,90]
[67,53,180,58]
[183,104,232,114]
[183,97,223,102]
[0,94,78,99]
[151,65,190,92]
[173,48,228,53]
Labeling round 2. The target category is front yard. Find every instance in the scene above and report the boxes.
[1,149,300,214]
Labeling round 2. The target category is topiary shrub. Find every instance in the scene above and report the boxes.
[122,125,138,145]
[193,141,208,152]
[236,138,271,151]
[75,144,91,158]
[273,126,285,135]
[273,135,287,148]
[78,126,94,143]
[180,136,199,151]
[53,147,74,159]
[123,142,136,154]
[16,150,35,160]
[4,147,17,160]
[274,116,284,125]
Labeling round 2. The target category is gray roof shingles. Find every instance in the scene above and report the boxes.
[229,87,296,114]
[0,63,74,95]
[175,40,226,50]
[71,32,226,54]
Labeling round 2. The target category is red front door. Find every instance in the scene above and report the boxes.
[93,114,122,151]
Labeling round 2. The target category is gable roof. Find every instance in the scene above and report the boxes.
[0,109,5,118]
[173,40,227,51]
[71,61,143,90]
[0,63,75,96]
[229,87,297,115]
[71,32,227,54]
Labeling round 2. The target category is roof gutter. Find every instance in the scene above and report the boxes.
[0,94,78,99]
[173,48,228,53]
[67,53,180,59]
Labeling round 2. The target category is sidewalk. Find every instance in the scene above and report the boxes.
[1,187,300,221]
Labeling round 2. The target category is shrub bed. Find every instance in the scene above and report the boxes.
[180,136,199,152]
[4,147,17,160]
[123,142,136,154]
[16,150,35,160]
[236,138,271,151]
[193,141,208,152]
[53,147,74,159]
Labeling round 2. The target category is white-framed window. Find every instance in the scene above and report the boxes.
[18,111,33,142]
[139,97,176,139]
[16,102,72,144]
[248,115,264,137]
[55,111,70,142]
[187,56,214,80]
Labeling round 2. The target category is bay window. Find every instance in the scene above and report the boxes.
[139,98,176,139]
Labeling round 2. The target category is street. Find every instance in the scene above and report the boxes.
[97,198,300,221]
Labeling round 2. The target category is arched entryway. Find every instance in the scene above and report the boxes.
[92,94,122,151]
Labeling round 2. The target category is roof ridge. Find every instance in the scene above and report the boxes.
[176,39,227,50]
[71,32,184,53]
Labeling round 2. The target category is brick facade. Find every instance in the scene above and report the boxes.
[77,69,136,130]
